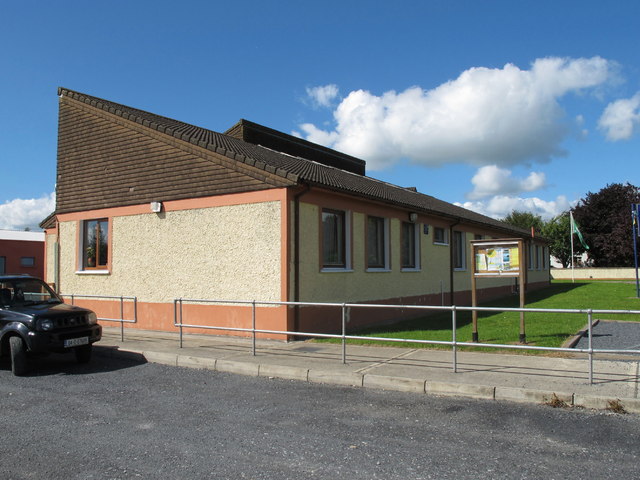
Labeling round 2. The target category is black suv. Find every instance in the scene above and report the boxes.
[0,275,102,375]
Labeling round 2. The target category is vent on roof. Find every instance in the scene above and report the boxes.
[225,119,366,176]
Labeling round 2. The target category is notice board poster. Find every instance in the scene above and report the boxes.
[474,244,520,275]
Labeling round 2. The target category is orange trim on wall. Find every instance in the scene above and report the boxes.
[281,188,291,304]
[66,298,290,340]
[57,188,289,222]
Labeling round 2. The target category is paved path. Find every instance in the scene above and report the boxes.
[98,327,640,413]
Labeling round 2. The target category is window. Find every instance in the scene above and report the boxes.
[367,216,389,270]
[535,245,541,270]
[528,243,534,270]
[82,219,109,270]
[542,247,548,270]
[452,230,466,270]
[434,227,448,245]
[0,257,5,275]
[401,222,420,270]
[20,257,35,267]
[322,209,349,269]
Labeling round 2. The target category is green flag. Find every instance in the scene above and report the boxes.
[570,212,589,250]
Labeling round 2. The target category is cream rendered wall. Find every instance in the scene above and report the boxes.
[296,202,542,304]
[58,202,282,302]
[45,233,57,285]
[297,202,452,303]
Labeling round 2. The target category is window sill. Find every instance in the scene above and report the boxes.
[433,242,449,246]
[321,268,354,273]
[75,269,110,275]
[366,268,391,273]
[401,268,421,272]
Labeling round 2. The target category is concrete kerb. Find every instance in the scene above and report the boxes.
[94,345,640,414]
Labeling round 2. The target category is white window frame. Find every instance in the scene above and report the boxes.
[401,221,421,271]
[452,230,466,271]
[433,227,449,245]
[366,216,390,272]
[321,208,352,272]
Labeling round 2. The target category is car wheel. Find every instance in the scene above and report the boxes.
[9,336,28,376]
[75,344,92,364]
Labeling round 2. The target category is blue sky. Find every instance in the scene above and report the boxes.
[1,0,639,230]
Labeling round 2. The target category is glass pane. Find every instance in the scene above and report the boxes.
[98,220,109,266]
[84,220,98,268]
[401,222,415,268]
[367,217,385,268]
[322,210,345,267]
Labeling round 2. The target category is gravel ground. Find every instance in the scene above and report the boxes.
[574,320,640,351]
[1,354,640,479]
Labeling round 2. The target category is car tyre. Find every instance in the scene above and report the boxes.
[9,336,28,376]
[75,344,92,364]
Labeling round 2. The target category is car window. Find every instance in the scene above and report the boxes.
[0,279,61,306]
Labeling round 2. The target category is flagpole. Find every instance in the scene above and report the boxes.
[570,211,575,283]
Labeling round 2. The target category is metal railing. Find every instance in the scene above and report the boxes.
[62,294,137,341]
[173,297,640,385]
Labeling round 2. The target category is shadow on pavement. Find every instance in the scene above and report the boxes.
[0,346,147,377]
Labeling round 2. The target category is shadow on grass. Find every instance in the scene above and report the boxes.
[348,282,591,339]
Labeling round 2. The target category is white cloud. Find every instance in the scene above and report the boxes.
[306,84,340,108]
[0,193,55,231]
[467,165,547,200]
[299,57,616,170]
[598,92,640,141]
[456,195,571,221]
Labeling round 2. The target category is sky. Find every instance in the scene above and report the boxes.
[1,0,639,231]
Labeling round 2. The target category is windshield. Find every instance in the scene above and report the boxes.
[0,278,62,307]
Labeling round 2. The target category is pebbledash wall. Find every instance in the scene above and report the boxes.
[46,189,290,337]
[45,186,549,338]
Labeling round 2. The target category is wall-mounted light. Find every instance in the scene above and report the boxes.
[409,212,418,223]
[423,224,429,235]
[150,201,162,213]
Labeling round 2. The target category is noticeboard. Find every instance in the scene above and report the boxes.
[473,241,521,277]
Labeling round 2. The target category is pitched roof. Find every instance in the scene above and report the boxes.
[56,88,533,238]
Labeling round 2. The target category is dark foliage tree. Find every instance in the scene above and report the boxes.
[572,183,640,267]
[501,210,545,235]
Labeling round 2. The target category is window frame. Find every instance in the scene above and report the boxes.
[401,221,421,271]
[20,257,35,268]
[321,208,351,271]
[80,218,110,273]
[433,227,449,245]
[452,230,466,271]
[366,216,390,271]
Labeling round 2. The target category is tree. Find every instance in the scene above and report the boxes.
[572,183,640,267]
[501,210,545,235]
[542,212,584,268]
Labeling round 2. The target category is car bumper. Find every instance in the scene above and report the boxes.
[26,325,102,354]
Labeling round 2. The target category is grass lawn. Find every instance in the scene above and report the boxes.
[318,281,640,351]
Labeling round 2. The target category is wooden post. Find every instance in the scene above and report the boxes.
[519,239,526,343]
[471,269,478,342]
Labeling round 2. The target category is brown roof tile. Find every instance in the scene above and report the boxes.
[56,88,534,238]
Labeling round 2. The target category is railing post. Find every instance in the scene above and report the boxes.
[252,300,256,356]
[71,294,75,306]
[452,305,458,373]
[120,295,125,342]
[134,296,138,325]
[588,309,593,385]
[179,298,184,349]
[341,303,347,364]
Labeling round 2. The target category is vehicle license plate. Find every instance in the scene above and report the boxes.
[64,336,89,348]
